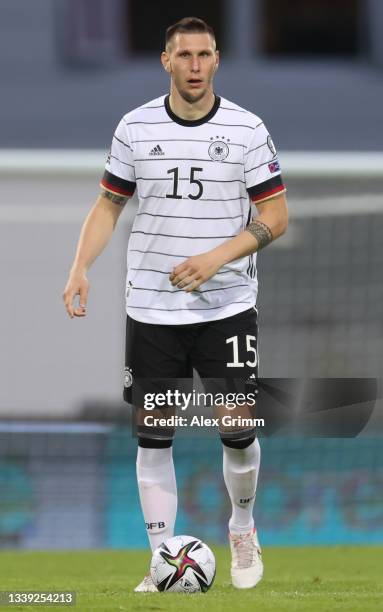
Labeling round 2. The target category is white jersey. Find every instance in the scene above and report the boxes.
[101,94,285,325]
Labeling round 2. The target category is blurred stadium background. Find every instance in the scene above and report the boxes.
[1,0,382,550]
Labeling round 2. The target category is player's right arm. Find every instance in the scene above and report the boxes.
[63,190,128,318]
[63,117,136,318]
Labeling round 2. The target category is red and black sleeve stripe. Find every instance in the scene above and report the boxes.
[247,175,286,204]
[100,169,136,197]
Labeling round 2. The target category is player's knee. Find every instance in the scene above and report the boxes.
[135,407,176,445]
[138,436,173,448]
[220,431,256,449]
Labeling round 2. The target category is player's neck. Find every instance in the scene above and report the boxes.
[169,88,216,121]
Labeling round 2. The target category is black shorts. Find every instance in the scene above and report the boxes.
[123,307,258,405]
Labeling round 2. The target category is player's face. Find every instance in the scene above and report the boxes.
[162,33,219,104]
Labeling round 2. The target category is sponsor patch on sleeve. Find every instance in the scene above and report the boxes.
[268,160,280,174]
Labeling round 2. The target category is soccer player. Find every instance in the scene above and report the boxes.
[63,17,288,591]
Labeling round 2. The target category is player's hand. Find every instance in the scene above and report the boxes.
[63,270,89,318]
[169,252,223,292]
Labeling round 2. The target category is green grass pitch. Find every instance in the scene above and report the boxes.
[0,546,382,611]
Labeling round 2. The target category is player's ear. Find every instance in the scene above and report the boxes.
[161,51,171,73]
[214,50,220,71]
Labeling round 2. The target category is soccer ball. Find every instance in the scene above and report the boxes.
[150,535,216,593]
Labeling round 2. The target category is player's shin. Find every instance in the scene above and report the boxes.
[222,436,261,534]
[136,444,177,552]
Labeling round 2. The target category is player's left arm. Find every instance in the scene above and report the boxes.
[244,191,288,250]
[170,192,288,291]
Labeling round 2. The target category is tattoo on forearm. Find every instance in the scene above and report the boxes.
[246,221,273,250]
[101,189,128,206]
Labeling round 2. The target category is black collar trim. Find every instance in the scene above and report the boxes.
[164,94,221,127]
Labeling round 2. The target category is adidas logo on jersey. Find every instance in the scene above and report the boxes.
[149,144,165,156]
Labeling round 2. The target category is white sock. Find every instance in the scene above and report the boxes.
[136,446,177,552]
[223,438,261,534]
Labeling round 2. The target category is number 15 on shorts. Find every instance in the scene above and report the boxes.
[226,335,257,368]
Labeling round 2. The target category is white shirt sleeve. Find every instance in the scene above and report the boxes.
[100,119,136,197]
[245,121,286,204]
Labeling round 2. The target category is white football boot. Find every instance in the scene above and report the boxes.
[134,574,158,592]
[229,528,263,589]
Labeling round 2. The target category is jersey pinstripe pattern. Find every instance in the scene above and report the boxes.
[101,94,286,324]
